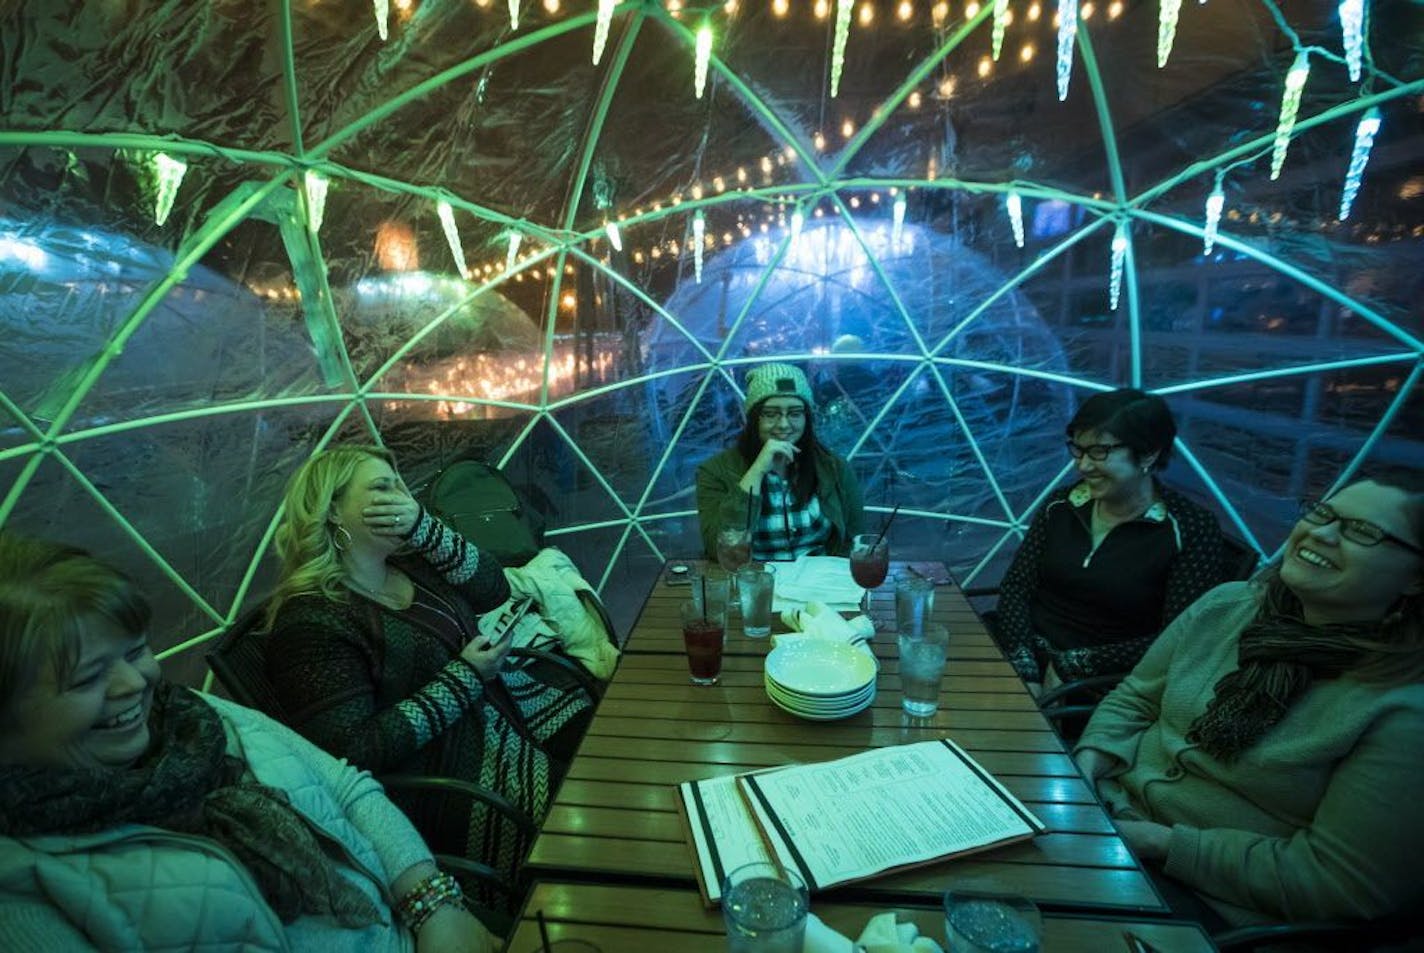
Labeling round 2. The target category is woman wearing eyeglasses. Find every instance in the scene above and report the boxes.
[996,388,1225,695]
[695,363,864,562]
[1073,477,1424,927]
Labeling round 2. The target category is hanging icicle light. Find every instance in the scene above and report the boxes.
[150,153,187,227]
[790,209,805,251]
[1339,107,1382,220]
[992,0,1009,60]
[892,193,908,247]
[1006,191,1025,248]
[605,221,623,252]
[303,171,329,234]
[505,231,522,272]
[694,21,713,98]
[1157,0,1182,68]
[1056,0,1079,101]
[436,201,467,276]
[593,0,616,64]
[1108,222,1127,311]
[1202,180,1224,255]
[1270,51,1311,180]
[831,0,854,97]
[508,0,521,30]
[373,0,389,41]
[693,210,705,282]
[1340,0,1365,83]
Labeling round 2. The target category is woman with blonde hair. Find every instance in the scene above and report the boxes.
[265,444,591,889]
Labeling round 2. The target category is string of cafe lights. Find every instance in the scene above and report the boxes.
[173,0,1393,315]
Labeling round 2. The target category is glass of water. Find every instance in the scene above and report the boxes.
[943,891,1041,953]
[721,862,808,953]
[898,622,949,716]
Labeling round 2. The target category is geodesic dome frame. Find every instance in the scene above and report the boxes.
[2,0,1421,682]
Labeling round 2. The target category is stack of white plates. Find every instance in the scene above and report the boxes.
[764,639,876,721]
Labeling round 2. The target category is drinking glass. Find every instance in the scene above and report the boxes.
[681,599,727,686]
[736,568,775,638]
[943,891,1041,953]
[849,533,890,611]
[721,862,808,953]
[717,527,753,575]
[898,623,948,716]
[894,571,936,637]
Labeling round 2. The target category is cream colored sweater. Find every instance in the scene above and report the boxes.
[1076,581,1424,926]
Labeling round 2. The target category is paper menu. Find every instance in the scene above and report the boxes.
[676,740,1045,906]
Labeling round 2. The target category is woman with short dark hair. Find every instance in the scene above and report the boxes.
[996,388,1225,692]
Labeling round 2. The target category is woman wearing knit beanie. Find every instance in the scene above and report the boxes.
[695,363,864,562]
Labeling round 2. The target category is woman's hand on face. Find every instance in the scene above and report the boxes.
[1115,819,1171,862]
[752,438,799,476]
[364,492,421,539]
[459,630,512,679]
[415,904,498,953]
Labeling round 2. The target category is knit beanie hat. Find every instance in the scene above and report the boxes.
[744,363,814,413]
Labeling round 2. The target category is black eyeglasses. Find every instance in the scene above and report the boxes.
[759,407,806,423]
[1299,500,1424,557]
[1065,440,1128,461]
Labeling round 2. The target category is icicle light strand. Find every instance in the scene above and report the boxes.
[992,0,1009,60]
[1270,51,1311,180]
[373,0,389,41]
[1202,182,1224,255]
[151,153,187,227]
[695,22,713,98]
[892,193,907,247]
[508,0,521,30]
[1109,223,1127,311]
[1339,107,1381,220]
[604,221,623,252]
[1157,0,1182,68]
[506,232,521,273]
[693,211,705,282]
[831,0,854,97]
[303,171,328,234]
[1339,0,1365,83]
[593,0,615,64]
[1006,191,1025,248]
[436,201,467,276]
[1056,0,1079,100]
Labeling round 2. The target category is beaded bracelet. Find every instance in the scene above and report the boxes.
[396,871,464,934]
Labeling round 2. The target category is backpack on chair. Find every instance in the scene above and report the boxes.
[416,459,546,567]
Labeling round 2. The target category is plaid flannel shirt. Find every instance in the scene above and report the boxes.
[751,472,832,561]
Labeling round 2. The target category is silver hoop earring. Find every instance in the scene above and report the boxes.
[332,524,353,552]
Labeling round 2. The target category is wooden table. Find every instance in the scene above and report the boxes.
[510,882,1217,953]
[526,562,1167,917]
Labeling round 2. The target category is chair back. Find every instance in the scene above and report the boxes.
[207,604,287,720]
[1221,533,1262,582]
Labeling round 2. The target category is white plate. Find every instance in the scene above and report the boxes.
[765,678,873,712]
[764,640,877,696]
[768,685,875,721]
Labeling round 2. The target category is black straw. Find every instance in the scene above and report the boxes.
[536,909,552,953]
[872,503,900,550]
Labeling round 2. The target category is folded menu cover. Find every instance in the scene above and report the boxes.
[675,738,1046,907]
[769,555,863,612]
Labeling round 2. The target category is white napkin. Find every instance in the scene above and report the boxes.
[770,556,864,612]
[775,601,877,665]
[802,912,946,953]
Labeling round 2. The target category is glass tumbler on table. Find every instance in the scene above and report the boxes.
[737,567,775,638]
[894,570,936,637]
[681,596,727,686]
[943,891,1041,953]
[717,527,753,607]
[898,622,948,716]
[849,533,890,610]
[721,862,808,953]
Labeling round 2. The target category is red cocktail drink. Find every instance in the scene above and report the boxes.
[850,534,890,590]
[682,617,725,685]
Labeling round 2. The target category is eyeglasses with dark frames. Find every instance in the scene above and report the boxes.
[759,407,806,423]
[1299,500,1424,557]
[1065,440,1128,461]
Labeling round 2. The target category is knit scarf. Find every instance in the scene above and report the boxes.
[1187,584,1374,762]
[0,683,381,927]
